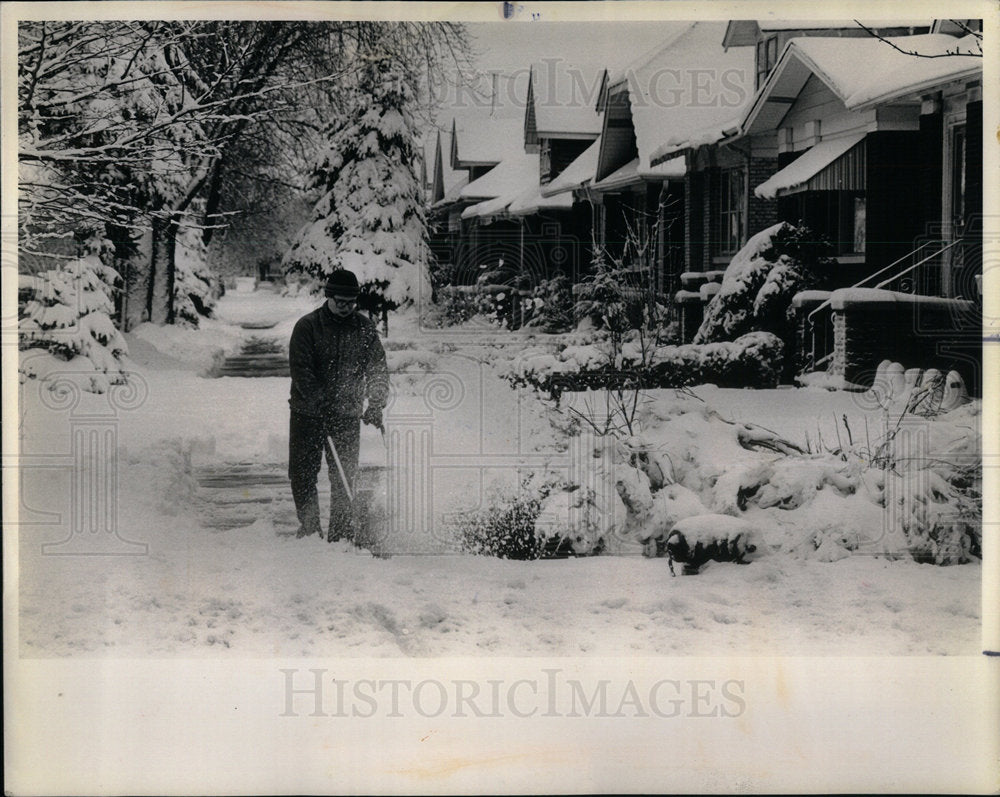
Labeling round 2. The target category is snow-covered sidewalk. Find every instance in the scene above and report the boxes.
[15,289,981,656]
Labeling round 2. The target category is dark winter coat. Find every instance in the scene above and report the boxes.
[288,305,389,419]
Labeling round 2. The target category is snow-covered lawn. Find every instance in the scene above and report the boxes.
[16,288,981,657]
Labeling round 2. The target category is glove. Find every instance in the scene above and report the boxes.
[362,404,384,430]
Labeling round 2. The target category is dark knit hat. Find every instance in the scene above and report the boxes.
[324,269,360,297]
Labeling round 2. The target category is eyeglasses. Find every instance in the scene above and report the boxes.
[328,297,357,309]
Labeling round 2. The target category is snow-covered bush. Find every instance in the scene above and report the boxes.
[431,285,479,326]
[523,273,575,332]
[506,330,784,400]
[533,485,608,556]
[573,253,648,332]
[19,251,130,392]
[614,467,706,555]
[695,223,832,379]
[450,479,547,560]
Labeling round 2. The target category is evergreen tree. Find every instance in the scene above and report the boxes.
[283,53,429,326]
[19,236,130,393]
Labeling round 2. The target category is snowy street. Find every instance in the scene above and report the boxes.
[16,289,981,657]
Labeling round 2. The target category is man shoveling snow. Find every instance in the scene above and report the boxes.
[287,270,389,543]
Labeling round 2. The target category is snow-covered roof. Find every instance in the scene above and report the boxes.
[525,62,604,140]
[460,153,575,219]
[845,33,982,107]
[451,116,524,168]
[602,23,692,97]
[541,137,601,197]
[593,158,639,191]
[592,154,685,191]
[617,22,756,170]
[722,19,931,47]
[754,132,865,198]
[462,192,514,220]
[742,33,982,134]
[429,128,468,206]
[460,152,539,201]
[432,174,469,209]
[535,105,602,137]
[508,186,574,216]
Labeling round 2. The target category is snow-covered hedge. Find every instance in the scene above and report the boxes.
[506,330,784,399]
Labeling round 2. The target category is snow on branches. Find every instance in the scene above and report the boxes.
[19,250,130,393]
[282,54,430,315]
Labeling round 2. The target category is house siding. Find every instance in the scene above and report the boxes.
[747,156,779,236]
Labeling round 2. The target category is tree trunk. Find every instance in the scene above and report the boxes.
[148,215,177,324]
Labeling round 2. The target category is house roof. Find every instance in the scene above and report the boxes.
[844,33,982,107]
[460,152,540,201]
[429,128,468,206]
[540,136,601,197]
[742,33,982,134]
[616,21,755,168]
[722,19,931,47]
[451,116,524,169]
[431,174,469,209]
[601,23,692,101]
[524,64,603,144]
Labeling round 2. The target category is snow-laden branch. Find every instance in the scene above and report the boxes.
[853,19,982,58]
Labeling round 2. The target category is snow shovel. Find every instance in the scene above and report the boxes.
[325,434,390,558]
[325,434,354,505]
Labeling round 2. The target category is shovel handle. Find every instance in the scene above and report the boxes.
[325,435,354,503]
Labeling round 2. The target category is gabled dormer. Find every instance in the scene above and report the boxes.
[522,65,602,185]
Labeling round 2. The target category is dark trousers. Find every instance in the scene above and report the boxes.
[288,411,361,539]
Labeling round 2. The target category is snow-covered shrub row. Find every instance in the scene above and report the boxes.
[429,285,479,326]
[19,253,130,393]
[505,330,784,399]
[427,284,528,329]
[613,392,981,566]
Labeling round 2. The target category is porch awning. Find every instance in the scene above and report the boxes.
[592,154,685,192]
[461,192,514,220]
[755,133,866,199]
[508,186,574,216]
[593,158,641,191]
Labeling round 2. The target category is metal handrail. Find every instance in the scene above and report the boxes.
[806,238,962,324]
[872,238,962,290]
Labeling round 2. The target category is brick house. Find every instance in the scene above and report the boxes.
[736,26,982,388]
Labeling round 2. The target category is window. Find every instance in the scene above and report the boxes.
[779,191,865,256]
[756,36,778,88]
[539,139,552,185]
[714,167,746,257]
